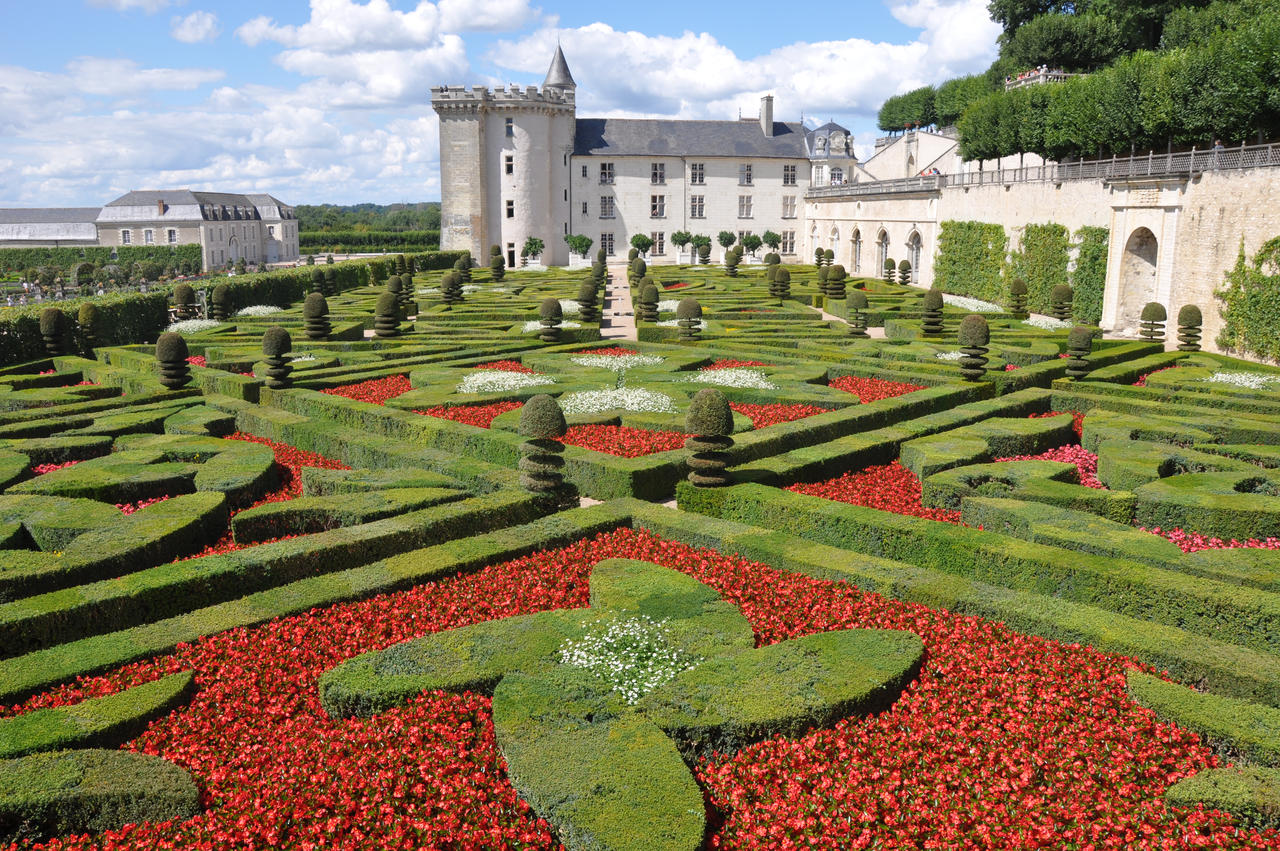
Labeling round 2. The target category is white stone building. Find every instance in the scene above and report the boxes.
[433,48,848,266]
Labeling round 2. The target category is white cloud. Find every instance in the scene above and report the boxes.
[237,0,444,51]
[438,0,537,32]
[66,58,225,95]
[86,0,170,12]
[170,11,221,43]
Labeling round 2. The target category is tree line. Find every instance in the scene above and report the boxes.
[297,202,441,233]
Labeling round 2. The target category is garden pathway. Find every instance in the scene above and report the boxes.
[599,266,637,341]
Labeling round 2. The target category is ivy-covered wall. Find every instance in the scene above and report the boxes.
[933,221,1008,304]
[1008,224,1069,315]
[1072,226,1108,326]
[1216,237,1280,361]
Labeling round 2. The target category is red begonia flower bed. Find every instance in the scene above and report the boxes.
[662,281,691,290]
[474,360,536,373]
[186,355,207,368]
[996,444,1104,489]
[730,402,827,429]
[1142,527,1280,554]
[31,460,81,475]
[561,424,687,457]
[573,347,639,356]
[1030,409,1086,437]
[703,359,769,370]
[787,461,962,524]
[1,528,1269,849]
[1134,366,1176,387]
[417,401,523,429]
[321,374,412,405]
[829,375,925,404]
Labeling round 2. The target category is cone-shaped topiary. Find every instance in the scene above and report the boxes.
[311,268,325,293]
[898,259,912,286]
[921,287,945,336]
[39,307,65,355]
[538,297,562,343]
[1066,325,1094,379]
[303,292,331,340]
[155,332,191,389]
[1140,301,1167,343]
[847,290,870,337]
[769,267,791,303]
[1177,304,1203,351]
[172,283,197,320]
[638,282,659,322]
[827,264,847,300]
[210,283,231,321]
[261,326,293,390]
[373,291,401,338]
[1051,284,1074,322]
[577,278,599,323]
[676,297,702,340]
[518,394,568,495]
[685,388,734,487]
[883,258,896,283]
[957,314,990,381]
[1009,277,1029,319]
[77,302,100,350]
[489,252,505,282]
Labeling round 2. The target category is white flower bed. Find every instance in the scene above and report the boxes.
[289,353,316,362]
[1206,371,1280,391]
[559,615,701,704]
[462,284,481,294]
[456,370,555,394]
[520,319,582,333]
[569,354,664,371]
[935,350,965,361]
[1022,316,1072,330]
[685,368,777,389]
[559,387,676,414]
[657,299,680,314]
[417,287,440,296]
[941,294,1002,313]
[234,305,284,316]
[559,299,581,315]
[165,319,223,335]
[656,319,708,329]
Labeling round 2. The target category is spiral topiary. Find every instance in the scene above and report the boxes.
[847,290,870,338]
[39,308,65,356]
[489,251,505,283]
[172,284,197,320]
[638,282,659,322]
[1066,325,1095,380]
[155,332,191,389]
[210,284,231,321]
[898,259,912,286]
[685,388,734,487]
[883,258,896,283]
[303,293,331,340]
[373,291,401,338]
[1177,304,1203,352]
[406,255,416,275]
[311,268,325,294]
[1050,284,1074,322]
[596,247,607,264]
[695,242,709,264]
[826,264,847,300]
[441,271,464,305]
[921,288,945,336]
[724,247,740,278]
[1140,301,1167,343]
[453,256,471,283]
[323,266,338,297]
[814,247,825,267]
[591,259,607,289]
[577,278,599,323]
[769,267,791,303]
[676,297,702,341]
[957,314,990,381]
[518,394,568,496]
[539,297,562,343]
[816,265,830,289]
[1008,278,1029,319]
[395,254,407,275]
[261,326,293,390]
[77,303,99,350]
[824,249,835,266]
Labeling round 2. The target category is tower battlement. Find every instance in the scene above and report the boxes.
[430,84,575,111]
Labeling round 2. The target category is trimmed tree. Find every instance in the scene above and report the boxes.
[209,284,231,321]
[539,297,562,343]
[898,259,912,286]
[671,231,692,259]
[373,291,401,338]
[847,290,870,338]
[1065,325,1095,379]
[303,293,331,340]
[1140,302,1167,343]
[697,242,711,264]
[1051,285,1074,322]
[676,297,702,341]
[637,282,659,322]
[883,258,896,283]
[577,278,599,323]
[77,303,100,351]
[1177,304,1203,352]
[684,388,734,487]
[453,256,471,283]
[39,308,65,356]
[741,234,763,257]
[769,267,791,303]
[724,246,741,278]
[957,315,990,381]
[630,234,654,257]
[717,231,737,251]
[1009,277,1029,319]
[155,332,191,390]
[311,268,325,294]
[518,394,568,496]
[172,284,198,320]
[261,327,293,390]
[921,287,945,336]
[490,250,506,283]
[827,264,847,300]
[522,236,545,264]
[762,230,781,252]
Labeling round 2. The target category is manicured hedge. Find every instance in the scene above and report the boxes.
[1127,671,1280,767]
[0,291,170,366]
[0,245,202,276]
[1164,767,1280,831]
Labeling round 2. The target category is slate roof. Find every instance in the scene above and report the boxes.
[104,190,262,207]
[544,45,575,89]
[0,208,101,224]
[573,119,808,158]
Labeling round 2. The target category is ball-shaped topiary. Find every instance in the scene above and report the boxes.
[1008,277,1029,318]
[1065,325,1095,379]
[697,242,711,264]
[1177,304,1203,351]
[1050,285,1074,322]
[373,291,401,338]
[847,289,870,338]
[684,388,734,487]
[261,326,293,390]
[490,244,503,257]
[386,275,403,296]
[155,332,191,389]
[538,296,562,343]
[77,302,100,349]
[518,394,569,496]
[631,258,647,282]
[676,297,702,340]
[957,314,990,381]
[1140,301,1167,343]
[638,283,659,322]
[210,283,231,321]
[628,247,639,262]
[921,288,945,336]
[302,293,331,340]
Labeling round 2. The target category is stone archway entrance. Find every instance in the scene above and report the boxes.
[1118,227,1158,331]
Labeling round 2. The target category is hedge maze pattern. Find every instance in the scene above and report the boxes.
[1,256,1280,848]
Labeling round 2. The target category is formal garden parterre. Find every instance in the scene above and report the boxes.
[2,253,1280,848]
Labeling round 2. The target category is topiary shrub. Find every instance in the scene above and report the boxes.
[538,297,562,344]
[261,327,293,390]
[1009,277,1029,319]
[1051,284,1074,322]
[209,284,230,321]
[824,248,835,266]
[76,303,99,351]
[898,259,912,286]
[628,247,639,262]
[638,283,659,322]
[310,268,325,294]
[724,247,740,278]
[827,265,847,300]
[592,259,607,289]
[630,258,647,283]
[1177,304,1203,351]
[39,308,64,356]
[814,247,824,267]
[518,394,567,496]
[373,291,401,338]
[847,290,870,338]
[489,251,505,283]
[921,288,945,336]
[883,258,896,283]
[577,278,599,324]
[957,314,990,381]
[765,252,780,266]
[685,388,733,487]
[155,332,191,389]
[1140,301,1168,343]
[697,242,711,265]
[323,266,338,297]
[303,293,330,340]
[441,271,464,305]
[676,297,702,340]
[452,256,471,283]
[1066,325,1094,379]
[769,267,791,303]
[816,265,830,290]
[171,284,197,320]
[395,254,407,275]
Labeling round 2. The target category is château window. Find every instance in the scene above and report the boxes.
[505,155,514,175]
[505,118,514,137]
[600,196,615,218]
[120,229,131,245]
[651,232,665,255]
[582,164,588,178]
[782,196,796,218]
[601,232,615,256]
[737,230,752,244]
[600,163,614,184]
[738,195,752,218]
[690,195,704,218]
[781,230,795,254]
[266,226,274,239]
[738,163,752,185]
[144,229,154,245]
[651,162,665,184]
[852,231,862,272]
[168,229,178,244]
[690,163,705,184]
[650,195,665,218]
[506,200,515,218]
[581,201,588,216]
[783,164,797,186]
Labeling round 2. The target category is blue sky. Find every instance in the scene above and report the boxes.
[0,0,1002,207]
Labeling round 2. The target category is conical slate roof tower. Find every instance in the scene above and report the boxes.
[543,44,576,91]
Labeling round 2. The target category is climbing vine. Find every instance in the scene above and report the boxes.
[1216,237,1280,362]
[1071,226,1108,326]
[933,221,1008,304]
[1007,223,1070,315]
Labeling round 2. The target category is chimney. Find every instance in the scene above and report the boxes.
[157,199,165,216]
[760,95,774,138]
